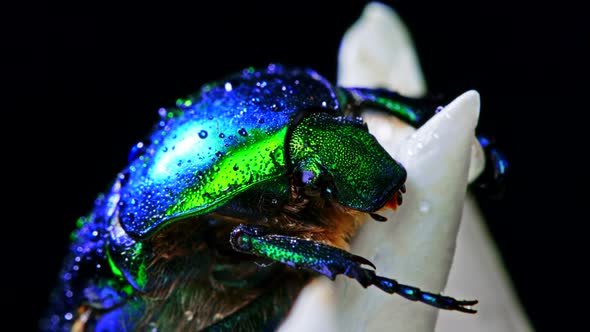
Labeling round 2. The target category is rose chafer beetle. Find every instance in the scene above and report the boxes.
[41,64,506,331]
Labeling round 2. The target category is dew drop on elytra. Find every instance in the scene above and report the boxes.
[128,142,145,161]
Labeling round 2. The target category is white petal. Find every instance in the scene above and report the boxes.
[334,91,480,332]
[435,194,533,332]
[277,278,338,332]
[337,2,427,97]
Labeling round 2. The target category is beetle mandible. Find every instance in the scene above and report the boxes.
[41,64,491,332]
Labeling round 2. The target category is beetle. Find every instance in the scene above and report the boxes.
[40,64,505,331]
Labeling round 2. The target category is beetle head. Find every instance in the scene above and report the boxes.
[289,111,406,212]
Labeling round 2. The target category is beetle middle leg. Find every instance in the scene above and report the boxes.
[229,224,478,313]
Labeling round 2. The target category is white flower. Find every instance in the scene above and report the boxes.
[279,2,532,332]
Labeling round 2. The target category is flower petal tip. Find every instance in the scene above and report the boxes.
[337,1,426,97]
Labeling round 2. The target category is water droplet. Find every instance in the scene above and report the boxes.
[238,128,248,136]
[163,146,168,152]
[419,201,431,213]
[128,142,145,162]
[199,130,208,138]
[258,118,265,124]
[321,101,327,107]
[158,107,167,118]
[233,164,239,171]
[64,312,73,320]
[435,106,444,113]
[219,133,225,138]
[118,171,130,186]
[224,82,233,92]
[215,151,223,158]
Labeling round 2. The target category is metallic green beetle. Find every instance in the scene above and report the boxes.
[41,64,480,332]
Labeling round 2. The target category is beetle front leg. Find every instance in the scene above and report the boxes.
[229,224,477,314]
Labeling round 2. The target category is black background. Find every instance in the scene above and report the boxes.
[6,1,586,331]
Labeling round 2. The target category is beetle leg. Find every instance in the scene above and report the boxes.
[229,224,477,313]
[339,87,441,127]
[473,134,509,199]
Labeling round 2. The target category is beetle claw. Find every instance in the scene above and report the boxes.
[369,213,388,222]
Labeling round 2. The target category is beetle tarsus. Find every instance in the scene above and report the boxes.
[372,275,478,313]
[337,257,478,313]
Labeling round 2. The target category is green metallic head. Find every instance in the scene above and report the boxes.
[288,111,407,212]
